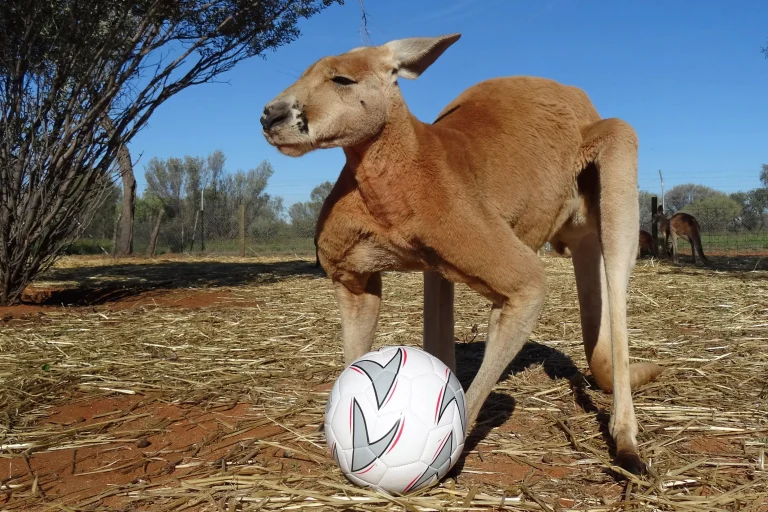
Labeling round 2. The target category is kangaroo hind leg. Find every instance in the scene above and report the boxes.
[578,118,663,474]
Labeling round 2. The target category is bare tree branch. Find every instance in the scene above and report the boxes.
[0,0,342,304]
[358,0,371,44]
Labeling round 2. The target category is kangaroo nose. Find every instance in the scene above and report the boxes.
[260,101,291,131]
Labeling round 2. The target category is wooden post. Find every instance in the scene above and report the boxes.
[147,208,164,257]
[239,203,246,257]
[189,210,199,251]
[200,188,205,252]
[651,196,659,256]
[423,271,456,372]
[200,208,205,252]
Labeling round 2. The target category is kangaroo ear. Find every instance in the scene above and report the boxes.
[657,205,664,214]
[384,33,461,80]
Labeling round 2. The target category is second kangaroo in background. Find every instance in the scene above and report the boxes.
[653,206,709,265]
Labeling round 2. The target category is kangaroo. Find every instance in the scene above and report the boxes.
[638,229,658,258]
[260,34,663,475]
[653,206,709,265]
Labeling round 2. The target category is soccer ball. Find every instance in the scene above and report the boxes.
[324,346,467,494]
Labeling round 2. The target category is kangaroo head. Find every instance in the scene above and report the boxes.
[260,34,461,157]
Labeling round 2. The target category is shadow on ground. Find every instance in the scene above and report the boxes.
[25,260,324,307]
[638,254,768,274]
[449,340,617,477]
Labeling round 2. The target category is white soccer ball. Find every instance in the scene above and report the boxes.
[324,346,467,494]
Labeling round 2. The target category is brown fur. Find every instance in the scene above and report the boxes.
[261,34,663,475]
[638,229,658,258]
[653,206,709,265]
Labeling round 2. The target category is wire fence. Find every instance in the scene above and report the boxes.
[132,203,317,257]
[72,203,768,258]
[71,202,318,257]
[640,205,768,256]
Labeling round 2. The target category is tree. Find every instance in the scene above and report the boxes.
[82,182,122,240]
[731,190,768,230]
[102,116,137,255]
[761,164,768,188]
[0,0,342,305]
[145,157,186,217]
[135,194,166,227]
[204,149,229,236]
[682,195,743,233]
[288,202,316,236]
[638,190,655,229]
[207,150,227,193]
[144,157,188,250]
[288,181,334,236]
[183,155,207,213]
[664,184,725,214]
[310,181,334,205]
[138,153,285,252]
[222,161,277,231]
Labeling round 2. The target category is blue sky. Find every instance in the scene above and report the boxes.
[127,0,768,207]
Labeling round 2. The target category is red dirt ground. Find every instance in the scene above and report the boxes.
[2,257,767,510]
[1,395,290,509]
[0,284,276,508]
[2,393,601,510]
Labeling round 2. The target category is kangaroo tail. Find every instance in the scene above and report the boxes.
[630,362,665,389]
[592,362,665,393]
[692,220,709,263]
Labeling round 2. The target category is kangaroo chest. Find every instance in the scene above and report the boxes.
[354,166,417,230]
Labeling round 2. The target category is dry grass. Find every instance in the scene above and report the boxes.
[0,253,766,511]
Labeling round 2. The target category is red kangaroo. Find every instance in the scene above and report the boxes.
[261,34,663,474]
[638,229,658,258]
[653,206,709,265]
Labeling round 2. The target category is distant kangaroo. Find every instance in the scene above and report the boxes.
[653,206,709,265]
[638,229,657,258]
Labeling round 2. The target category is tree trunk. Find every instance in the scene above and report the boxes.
[116,147,136,255]
[147,209,164,257]
[102,115,135,255]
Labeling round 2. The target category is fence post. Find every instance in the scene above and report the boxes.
[200,209,205,252]
[651,196,659,255]
[239,203,245,257]
[190,211,199,251]
[200,188,205,252]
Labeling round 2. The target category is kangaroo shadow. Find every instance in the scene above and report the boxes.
[26,259,324,307]
[448,339,614,478]
[651,253,768,273]
[653,257,768,279]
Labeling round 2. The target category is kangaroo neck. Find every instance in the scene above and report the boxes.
[344,100,434,226]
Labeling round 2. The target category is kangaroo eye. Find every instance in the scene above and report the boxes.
[331,76,356,86]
